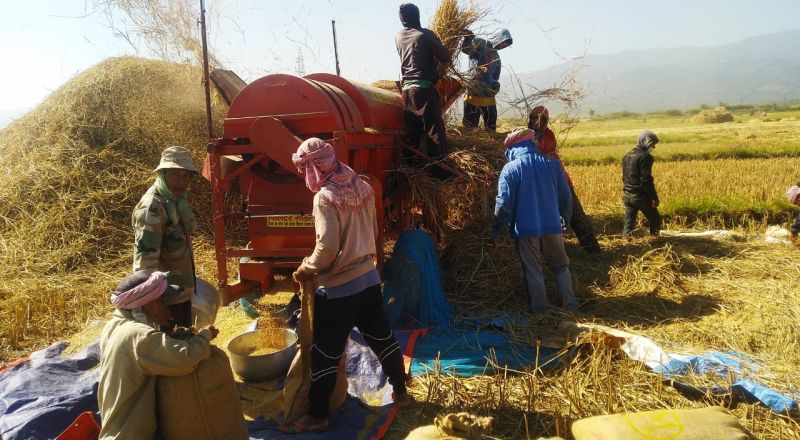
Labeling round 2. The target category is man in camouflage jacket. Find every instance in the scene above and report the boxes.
[132,146,199,328]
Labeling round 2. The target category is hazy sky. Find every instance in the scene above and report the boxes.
[1,0,799,120]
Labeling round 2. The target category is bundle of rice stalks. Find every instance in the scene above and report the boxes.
[692,106,734,124]
[371,80,400,93]
[0,56,227,361]
[429,0,487,76]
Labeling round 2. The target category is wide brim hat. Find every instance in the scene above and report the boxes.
[155,146,198,172]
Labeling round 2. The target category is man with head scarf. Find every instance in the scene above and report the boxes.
[132,146,199,328]
[282,138,412,433]
[461,28,512,131]
[622,131,662,237]
[527,106,601,253]
[492,129,580,313]
[786,183,800,239]
[395,3,450,160]
[97,270,218,440]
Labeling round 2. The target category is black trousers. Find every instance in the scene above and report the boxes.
[569,187,601,252]
[402,87,448,159]
[308,284,408,419]
[462,102,497,131]
[623,193,662,236]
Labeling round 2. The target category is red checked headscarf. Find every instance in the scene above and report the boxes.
[292,138,374,211]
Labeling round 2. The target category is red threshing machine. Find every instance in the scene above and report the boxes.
[206,73,463,304]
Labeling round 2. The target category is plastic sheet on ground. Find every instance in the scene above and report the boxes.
[570,322,800,415]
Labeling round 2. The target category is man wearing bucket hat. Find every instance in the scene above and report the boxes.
[132,146,199,328]
[97,270,218,440]
[786,183,800,239]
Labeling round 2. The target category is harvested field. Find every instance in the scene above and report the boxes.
[1,51,799,439]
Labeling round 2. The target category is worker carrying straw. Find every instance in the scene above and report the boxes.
[491,129,580,313]
[97,270,219,439]
[460,28,512,131]
[396,3,450,162]
[131,146,199,328]
[529,106,601,253]
[283,138,413,434]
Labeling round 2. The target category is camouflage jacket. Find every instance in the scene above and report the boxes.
[131,185,195,305]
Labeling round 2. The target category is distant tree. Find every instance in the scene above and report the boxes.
[588,109,595,118]
[700,104,710,110]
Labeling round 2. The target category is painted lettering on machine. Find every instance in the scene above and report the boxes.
[266,215,314,228]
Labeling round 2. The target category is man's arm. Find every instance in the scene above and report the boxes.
[135,327,213,376]
[491,165,516,240]
[426,30,450,64]
[132,203,164,271]
[555,166,573,223]
[299,196,340,274]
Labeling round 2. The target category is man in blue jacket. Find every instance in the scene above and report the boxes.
[491,129,579,313]
[461,28,512,131]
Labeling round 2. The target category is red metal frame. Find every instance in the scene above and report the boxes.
[207,74,463,304]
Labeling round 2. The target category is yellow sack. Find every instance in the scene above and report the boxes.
[404,412,494,440]
[282,280,348,423]
[156,346,248,440]
[572,407,753,440]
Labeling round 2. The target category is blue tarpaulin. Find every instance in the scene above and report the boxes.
[383,229,453,329]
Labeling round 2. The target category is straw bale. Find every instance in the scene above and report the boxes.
[692,106,734,124]
[429,0,486,76]
[0,56,227,361]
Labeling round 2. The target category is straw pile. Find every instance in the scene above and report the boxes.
[0,56,227,361]
[692,106,735,124]
[429,0,486,76]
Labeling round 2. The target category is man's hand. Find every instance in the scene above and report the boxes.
[652,199,660,208]
[293,267,314,282]
[201,325,219,340]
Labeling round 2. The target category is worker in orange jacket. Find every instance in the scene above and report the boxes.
[529,106,601,253]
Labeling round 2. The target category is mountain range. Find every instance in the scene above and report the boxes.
[502,29,800,115]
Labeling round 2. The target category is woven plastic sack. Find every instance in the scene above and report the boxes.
[572,407,753,440]
[156,346,248,440]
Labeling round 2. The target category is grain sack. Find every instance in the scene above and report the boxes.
[282,280,348,423]
[404,412,493,439]
[191,278,220,328]
[156,346,248,440]
[572,407,753,440]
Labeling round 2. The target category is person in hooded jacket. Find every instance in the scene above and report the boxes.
[491,129,580,313]
[395,3,450,160]
[528,106,601,253]
[622,130,661,237]
[461,28,512,131]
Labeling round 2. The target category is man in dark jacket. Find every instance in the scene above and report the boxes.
[461,28,512,131]
[622,130,661,237]
[395,3,450,160]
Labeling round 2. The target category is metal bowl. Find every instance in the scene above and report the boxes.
[228,328,298,382]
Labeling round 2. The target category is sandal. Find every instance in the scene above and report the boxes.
[280,417,330,434]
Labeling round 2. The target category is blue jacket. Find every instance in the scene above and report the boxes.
[461,29,512,98]
[492,141,572,239]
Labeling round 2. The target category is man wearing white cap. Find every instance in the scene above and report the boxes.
[132,146,199,328]
[97,270,218,440]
